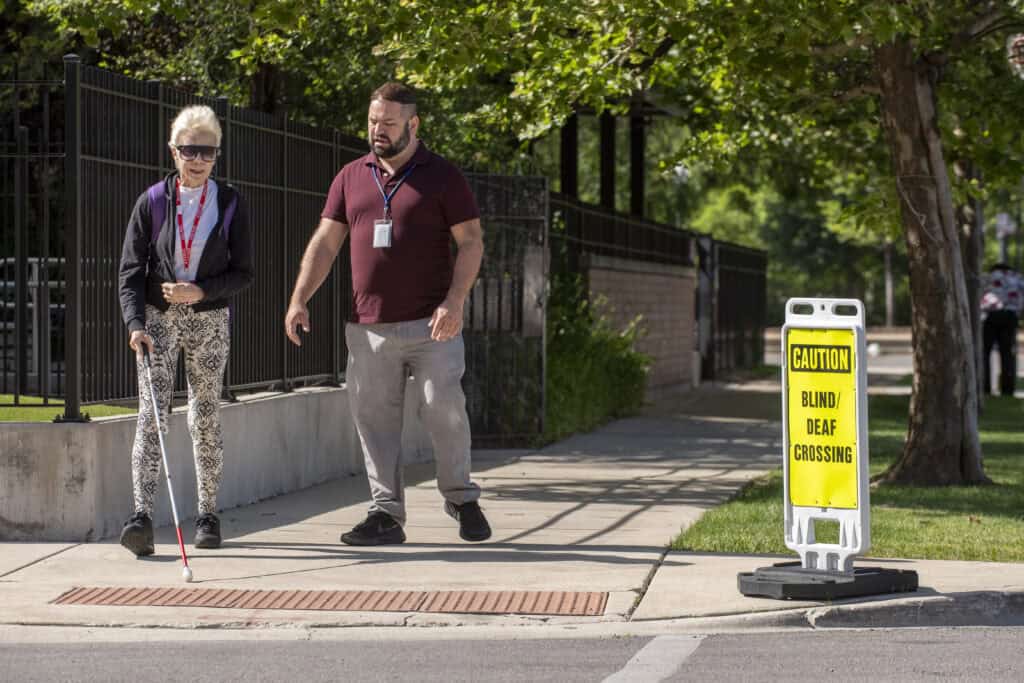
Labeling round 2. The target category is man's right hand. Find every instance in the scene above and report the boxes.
[129,329,154,359]
[285,302,311,346]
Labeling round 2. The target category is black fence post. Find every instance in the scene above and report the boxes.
[216,96,229,182]
[40,86,53,402]
[332,130,343,384]
[281,115,291,391]
[14,126,27,402]
[215,96,237,401]
[57,54,87,422]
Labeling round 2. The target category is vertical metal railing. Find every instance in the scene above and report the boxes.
[59,54,85,421]
[708,240,767,378]
[38,84,53,405]
[13,125,27,402]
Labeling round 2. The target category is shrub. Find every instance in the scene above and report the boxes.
[543,273,651,442]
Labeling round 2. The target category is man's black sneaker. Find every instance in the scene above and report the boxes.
[194,513,222,549]
[340,511,406,546]
[119,511,154,557]
[444,500,492,542]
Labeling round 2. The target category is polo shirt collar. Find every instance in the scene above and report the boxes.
[364,141,432,177]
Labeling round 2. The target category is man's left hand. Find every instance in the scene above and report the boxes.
[429,298,464,341]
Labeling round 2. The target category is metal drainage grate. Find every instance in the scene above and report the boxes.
[52,587,608,617]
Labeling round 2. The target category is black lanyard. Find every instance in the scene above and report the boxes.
[372,164,416,218]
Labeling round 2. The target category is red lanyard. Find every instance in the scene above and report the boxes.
[175,177,209,271]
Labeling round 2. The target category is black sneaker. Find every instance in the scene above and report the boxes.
[340,511,406,546]
[119,511,154,557]
[194,513,222,549]
[444,500,492,542]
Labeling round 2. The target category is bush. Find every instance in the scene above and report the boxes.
[543,274,651,442]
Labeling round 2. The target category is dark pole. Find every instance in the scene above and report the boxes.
[559,113,578,198]
[59,54,87,421]
[599,111,615,210]
[40,87,53,402]
[14,126,27,402]
[281,115,291,391]
[332,130,343,384]
[629,103,645,218]
[215,96,237,401]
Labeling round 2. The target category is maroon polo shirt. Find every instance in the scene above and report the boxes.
[321,142,480,324]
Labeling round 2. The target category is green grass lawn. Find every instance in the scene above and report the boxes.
[0,394,137,422]
[674,394,1024,562]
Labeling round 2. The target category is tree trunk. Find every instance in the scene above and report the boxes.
[954,159,985,412]
[249,62,283,115]
[874,40,988,485]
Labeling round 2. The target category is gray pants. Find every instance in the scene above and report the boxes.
[345,318,480,525]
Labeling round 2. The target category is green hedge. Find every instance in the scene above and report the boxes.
[543,274,651,442]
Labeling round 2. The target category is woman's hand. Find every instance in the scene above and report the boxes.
[129,330,154,359]
[162,281,205,305]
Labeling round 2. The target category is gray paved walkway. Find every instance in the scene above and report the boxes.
[1,380,1020,632]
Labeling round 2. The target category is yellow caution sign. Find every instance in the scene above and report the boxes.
[785,328,858,508]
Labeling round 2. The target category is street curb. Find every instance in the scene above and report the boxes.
[805,591,1024,628]
[668,591,1024,630]
[0,591,1020,637]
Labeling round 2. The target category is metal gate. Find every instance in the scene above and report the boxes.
[0,69,65,409]
[465,174,548,446]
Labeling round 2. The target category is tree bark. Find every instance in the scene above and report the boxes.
[954,159,985,412]
[874,40,988,485]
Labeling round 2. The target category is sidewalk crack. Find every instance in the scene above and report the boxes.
[628,546,670,620]
[0,543,82,579]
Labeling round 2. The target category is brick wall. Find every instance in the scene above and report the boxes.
[585,254,697,392]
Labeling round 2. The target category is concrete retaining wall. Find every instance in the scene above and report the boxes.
[0,385,433,542]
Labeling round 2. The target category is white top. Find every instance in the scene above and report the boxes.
[981,267,1024,315]
[173,179,220,281]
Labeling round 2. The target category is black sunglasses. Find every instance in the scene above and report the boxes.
[173,144,220,162]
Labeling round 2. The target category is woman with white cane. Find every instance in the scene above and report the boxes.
[118,105,254,558]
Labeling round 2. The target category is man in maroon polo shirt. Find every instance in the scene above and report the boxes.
[284,82,491,545]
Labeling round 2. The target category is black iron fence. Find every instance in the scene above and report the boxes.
[464,175,548,446]
[66,63,365,415]
[0,71,65,407]
[548,193,694,272]
[697,237,767,379]
[549,193,768,381]
[2,57,551,445]
[2,57,766,439]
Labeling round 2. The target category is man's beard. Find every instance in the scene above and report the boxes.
[369,122,411,159]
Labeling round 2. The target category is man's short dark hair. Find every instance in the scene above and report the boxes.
[371,82,417,114]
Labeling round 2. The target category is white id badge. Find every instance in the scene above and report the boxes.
[373,219,393,248]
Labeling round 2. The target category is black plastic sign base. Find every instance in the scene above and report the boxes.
[738,561,919,600]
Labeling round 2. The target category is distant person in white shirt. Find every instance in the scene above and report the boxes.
[980,262,1022,396]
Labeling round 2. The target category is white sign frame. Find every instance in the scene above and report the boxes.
[781,298,871,573]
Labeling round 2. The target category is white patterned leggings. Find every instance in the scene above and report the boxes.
[131,303,230,516]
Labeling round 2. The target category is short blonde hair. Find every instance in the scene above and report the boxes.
[169,105,222,146]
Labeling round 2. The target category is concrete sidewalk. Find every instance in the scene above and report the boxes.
[1,380,1021,633]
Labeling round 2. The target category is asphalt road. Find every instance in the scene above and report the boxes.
[2,627,1022,682]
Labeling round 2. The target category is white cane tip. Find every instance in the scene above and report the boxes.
[182,567,194,583]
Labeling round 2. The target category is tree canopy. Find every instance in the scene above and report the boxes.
[25,0,1024,483]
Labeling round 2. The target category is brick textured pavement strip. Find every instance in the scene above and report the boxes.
[52,587,610,616]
